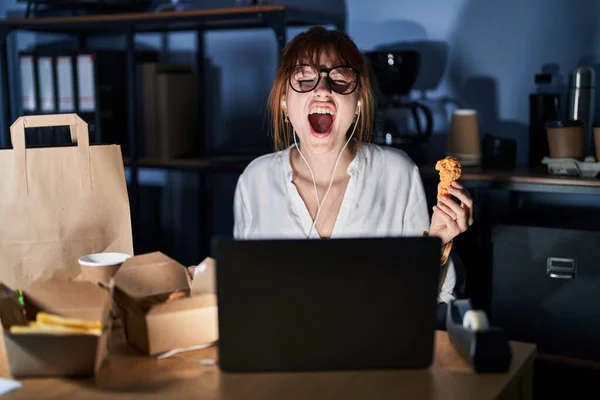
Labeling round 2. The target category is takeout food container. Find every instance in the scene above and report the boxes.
[0,279,112,378]
[112,252,218,355]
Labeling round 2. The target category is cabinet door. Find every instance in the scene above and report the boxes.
[491,224,600,361]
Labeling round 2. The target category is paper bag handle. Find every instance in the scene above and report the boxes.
[10,114,92,195]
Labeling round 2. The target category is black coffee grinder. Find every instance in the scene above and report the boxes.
[366,50,433,164]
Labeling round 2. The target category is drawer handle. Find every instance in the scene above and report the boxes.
[549,272,573,279]
[547,257,576,280]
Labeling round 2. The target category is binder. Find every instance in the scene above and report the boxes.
[17,48,158,152]
[76,54,96,112]
[139,62,198,159]
[56,55,75,113]
[139,62,160,158]
[19,54,36,113]
[155,67,198,159]
[37,56,55,113]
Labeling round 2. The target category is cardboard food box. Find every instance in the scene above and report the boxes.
[112,252,218,356]
[0,279,111,378]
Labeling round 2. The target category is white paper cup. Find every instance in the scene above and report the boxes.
[78,252,131,284]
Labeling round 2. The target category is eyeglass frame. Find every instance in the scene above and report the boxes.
[288,64,361,95]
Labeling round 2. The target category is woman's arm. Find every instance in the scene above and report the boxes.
[403,165,456,303]
[438,258,456,303]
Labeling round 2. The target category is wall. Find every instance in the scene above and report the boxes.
[347,0,600,164]
[4,0,599,158]
[152,0,600,164]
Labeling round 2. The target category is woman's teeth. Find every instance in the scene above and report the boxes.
[309,107,334,115]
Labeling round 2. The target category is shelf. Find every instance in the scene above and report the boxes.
[0,5,344,34]
[0,3,346,261]
[421,166,600,195]
[0,3,344,263]
[123,156,254,171]
[123,157,600,194]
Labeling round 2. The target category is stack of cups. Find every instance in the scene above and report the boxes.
[545,120,585,160]
[446,109,481,166]
[78,252,131,284]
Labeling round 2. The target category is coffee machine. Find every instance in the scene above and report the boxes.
[366,50,433,164]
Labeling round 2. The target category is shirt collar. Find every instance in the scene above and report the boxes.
[283,142,365,182]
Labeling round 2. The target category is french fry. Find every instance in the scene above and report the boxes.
[36,312,102,330]
[9,312,102,336]
[10,324,101,336]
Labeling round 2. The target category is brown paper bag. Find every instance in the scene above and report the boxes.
[0,114,133,289]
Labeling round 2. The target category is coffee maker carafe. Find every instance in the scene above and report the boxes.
[366,51,433,162]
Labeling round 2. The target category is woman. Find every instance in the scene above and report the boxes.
[194,26,473,326]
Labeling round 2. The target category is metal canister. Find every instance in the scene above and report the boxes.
[566,67,596,156]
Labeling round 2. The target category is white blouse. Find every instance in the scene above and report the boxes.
[233,143,456,304]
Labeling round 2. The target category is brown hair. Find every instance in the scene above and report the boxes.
[268,26,375,152]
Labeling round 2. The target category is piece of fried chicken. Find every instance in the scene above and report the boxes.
[435,156,462,199]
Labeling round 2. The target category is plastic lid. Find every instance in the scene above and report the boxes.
[535,73,552,84]
[569,67,595,88]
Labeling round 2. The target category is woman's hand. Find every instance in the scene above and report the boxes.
[429,181,474,244]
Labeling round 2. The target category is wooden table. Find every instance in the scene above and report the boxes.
[3,329,536,400]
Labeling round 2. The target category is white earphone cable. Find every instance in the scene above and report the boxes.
[293,106,360,238]
[293,132,321,211]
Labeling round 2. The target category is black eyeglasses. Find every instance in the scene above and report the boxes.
[289,64,360,95]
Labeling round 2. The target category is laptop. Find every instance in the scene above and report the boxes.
[213,236,441,373]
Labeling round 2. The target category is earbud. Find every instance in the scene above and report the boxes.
[356,100,361,114]
[281,99,287,109]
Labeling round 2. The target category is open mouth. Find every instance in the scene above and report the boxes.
[308,106,335,135]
